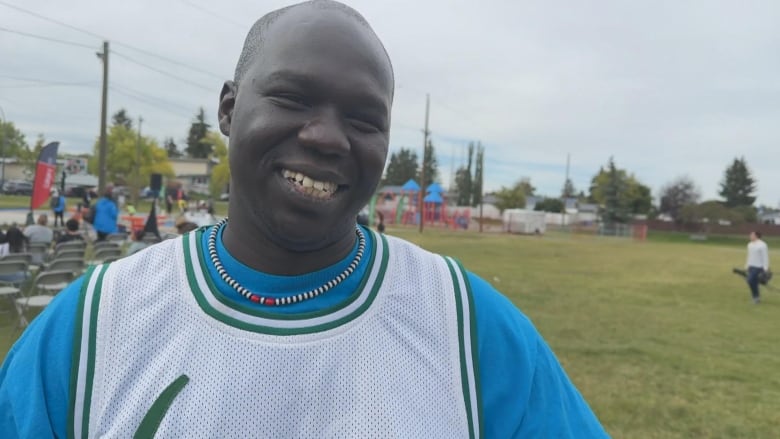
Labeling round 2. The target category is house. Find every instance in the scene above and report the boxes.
[759,211,780,225]
[169,157,219,194]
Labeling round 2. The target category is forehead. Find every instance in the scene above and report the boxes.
[245,8,393,103]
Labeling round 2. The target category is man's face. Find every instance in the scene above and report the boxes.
[750,232,757,241]
[222,9,392,249]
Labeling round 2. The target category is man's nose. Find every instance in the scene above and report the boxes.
[298,107,350,156]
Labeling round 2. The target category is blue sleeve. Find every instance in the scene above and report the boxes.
[58,196,65,210]
[0,277,84,438]
[468,272,609,438]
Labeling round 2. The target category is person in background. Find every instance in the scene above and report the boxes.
[126,230,152,255]
[56,219,85,245]
[23,214,54,246]
[745,230,770,304]
[0,225,27,258]
[51,190,66,228]
[92,188,119,242]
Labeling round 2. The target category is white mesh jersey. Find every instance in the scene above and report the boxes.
[68,229,482,438]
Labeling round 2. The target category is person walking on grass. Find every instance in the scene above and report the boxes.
[745,231,770,304]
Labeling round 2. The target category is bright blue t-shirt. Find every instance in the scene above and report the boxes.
[0,227,609,438]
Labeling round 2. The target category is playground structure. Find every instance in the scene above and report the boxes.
[373,179,472,230]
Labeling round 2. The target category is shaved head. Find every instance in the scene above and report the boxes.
[234,0,393,87]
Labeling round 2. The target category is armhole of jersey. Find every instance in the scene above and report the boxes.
[68,264,109,439]
[443,256,483,439]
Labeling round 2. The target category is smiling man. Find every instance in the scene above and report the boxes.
[0,1,608,438]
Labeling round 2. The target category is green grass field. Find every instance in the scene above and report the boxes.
[1,225,778,437]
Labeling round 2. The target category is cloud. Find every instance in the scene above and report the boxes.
[1,0,778,205]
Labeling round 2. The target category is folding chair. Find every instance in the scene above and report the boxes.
[49,248,86,263]
[107,232,129,243]
[46,258,86,275]
[27,242,49,266]
[0,253,34,279]
[0,260,30,314]
[15,270,75,328]
[89,247,123,265]
[93,241,121,252]
[54,240,87,253]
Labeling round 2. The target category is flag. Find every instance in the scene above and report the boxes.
[30,142,59,210]
[143,200,161,240]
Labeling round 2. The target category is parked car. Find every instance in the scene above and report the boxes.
[2,180,34,195]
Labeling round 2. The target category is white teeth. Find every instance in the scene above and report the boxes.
[282,169,338,198]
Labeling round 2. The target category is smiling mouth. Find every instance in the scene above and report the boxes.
[281,169,340,200]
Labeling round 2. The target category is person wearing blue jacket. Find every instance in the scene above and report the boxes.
[91,188,118,241]
[50,190,66,227]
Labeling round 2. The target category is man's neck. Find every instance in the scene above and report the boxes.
[221,221,356,276]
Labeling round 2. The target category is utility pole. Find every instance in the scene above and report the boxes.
[97,41,109,194]
[0,105,6,189]
[418,94,430,233]
[134,116,143,206]
[563,153,570,230]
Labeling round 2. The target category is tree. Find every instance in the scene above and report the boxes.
[21,134,47,175]
[186,108,212,158]
[588,158,652,221]
[207,131,231,197]
[719,157,756,207]
[493,180,528,213]
[417,139,438,188]
[471,143,484,206]
[659,176,701,222]
[534,198,564,213]
[111,109,133,130]
[164,137,183,158]
[0,119,28,161]
[88,125,174,192]
[561,178,576,198]
[602,158,629,224]
[454,143,474,205]
[517,177,535,198]
[382,148,418,186]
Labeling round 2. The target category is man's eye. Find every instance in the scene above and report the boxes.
[347,117,381,134]
[269,94,308,109]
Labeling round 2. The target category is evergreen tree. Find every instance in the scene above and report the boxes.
[164,137,183,158]
[382,148,418,185]
[561,178,576,198]
[719,157,757,207]
[454,142,473,205]
[186,108,212,158]
[111,109,133,130]
[418,139,438,188]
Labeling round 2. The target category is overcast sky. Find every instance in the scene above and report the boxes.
[1,0,778,206]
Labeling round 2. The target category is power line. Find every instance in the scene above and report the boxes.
[110,86,194,119]
[0,1,224,80]
[179,0,246,28]
[112,83,196,114]
[0,74,95,85]
[0,0,103,39]
[0,26,97,49]
[112,50,214,92]
[0,81,97,89]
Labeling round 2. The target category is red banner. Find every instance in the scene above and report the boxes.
[30,142,59,210]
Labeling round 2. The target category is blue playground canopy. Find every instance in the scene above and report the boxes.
[402,179,420,192]
[426,182,443,194]
[423,192,443,204]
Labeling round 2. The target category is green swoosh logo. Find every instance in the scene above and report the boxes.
[134,374,190,438]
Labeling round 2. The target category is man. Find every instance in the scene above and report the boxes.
[91,188,119,241]
[745,231,770,304]
[0,2,608,437]
[22,214,54,246]
[55,218,85,245]
[50,190,66,228]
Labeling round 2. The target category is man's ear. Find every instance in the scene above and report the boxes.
[218,81,237,136]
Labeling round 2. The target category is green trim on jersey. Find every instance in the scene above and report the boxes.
[68,264,109,439]
[183,230,390,335]
[445,256,482,439]
[134,374,190,438]
[455,258,484,439]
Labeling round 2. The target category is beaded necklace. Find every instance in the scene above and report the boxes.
[207,218,366,306]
